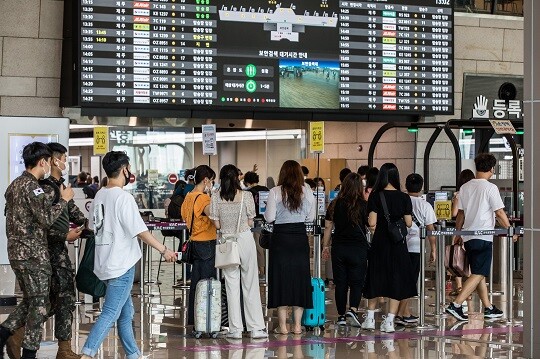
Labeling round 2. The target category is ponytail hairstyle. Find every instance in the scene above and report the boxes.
[219,164,241,201]
[193,165,216,185]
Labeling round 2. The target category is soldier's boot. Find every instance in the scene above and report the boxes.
[5,327,23,359]
[0,326,14,359]
[56,341,81,359]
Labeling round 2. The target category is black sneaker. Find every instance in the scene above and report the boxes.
[345,310,362,327]
[484,305,504,319]
[394,316,407,326]
[336,315,347,326]
[446,303,468,321]
[403,315,419,324]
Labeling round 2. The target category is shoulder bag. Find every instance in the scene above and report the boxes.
[258,222,273,249]
[215,192,243,269]
[179,194,201,264]
[379,192,408,244]
[445,244,470,277]
[75,231,106,298]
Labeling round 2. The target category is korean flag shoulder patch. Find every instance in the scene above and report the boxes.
[33,187,44,196]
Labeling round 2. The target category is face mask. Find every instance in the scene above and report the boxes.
[58,160,70,177]
[124,168,132,186]
[362,179,367,187]
[43,161,51,180]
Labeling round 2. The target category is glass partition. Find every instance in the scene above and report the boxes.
[455,0,523,16]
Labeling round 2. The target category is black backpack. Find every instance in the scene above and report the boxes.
[168,182,186,220]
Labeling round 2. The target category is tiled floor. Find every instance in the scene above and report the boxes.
[1,253,526,359]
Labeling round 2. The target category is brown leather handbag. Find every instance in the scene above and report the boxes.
[445,244,470,277]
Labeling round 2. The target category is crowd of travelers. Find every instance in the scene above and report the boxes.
[0,142,514,359]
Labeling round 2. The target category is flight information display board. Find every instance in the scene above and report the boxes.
[78,0,453,115]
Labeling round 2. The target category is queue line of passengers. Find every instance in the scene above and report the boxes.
[0,147,514,359]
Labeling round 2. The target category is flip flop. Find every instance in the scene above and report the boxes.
[292,329,306,335]
[273,328,289,335]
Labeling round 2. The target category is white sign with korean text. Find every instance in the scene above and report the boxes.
[202,124,217,156]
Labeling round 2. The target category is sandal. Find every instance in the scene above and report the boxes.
[292,328,306,335]
[273,327,289,335]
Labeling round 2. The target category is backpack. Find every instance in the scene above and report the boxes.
[168,181,187,220]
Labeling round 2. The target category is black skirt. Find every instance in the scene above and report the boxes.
[363,233,418,301]
[268,223,313,309]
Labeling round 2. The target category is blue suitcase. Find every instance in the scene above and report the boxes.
[301,277,326,330]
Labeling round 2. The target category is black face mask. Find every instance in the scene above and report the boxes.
[124,168,132,186]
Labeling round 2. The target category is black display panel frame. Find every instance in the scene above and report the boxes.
[62,0,455,120]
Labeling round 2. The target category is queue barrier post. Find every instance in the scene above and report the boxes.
[73,237,84,305]
[416,226,436,330]
[175,228,190,290]
[434,223,447,317]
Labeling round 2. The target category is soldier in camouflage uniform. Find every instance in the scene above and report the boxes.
[0,142,74,359]
[6,143,87,359]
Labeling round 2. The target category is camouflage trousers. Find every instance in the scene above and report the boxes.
[2,260,51,351]
[48,245,76,341]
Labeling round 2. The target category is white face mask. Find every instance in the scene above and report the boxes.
[362,179,367,187]
[43,161,51,180]
[58,160,70,177]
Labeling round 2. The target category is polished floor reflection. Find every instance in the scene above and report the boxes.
[1,256,525,359]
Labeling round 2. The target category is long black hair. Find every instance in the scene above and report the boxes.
[331,173,367,226]
[372,163,401,192]
[219,164,241,201]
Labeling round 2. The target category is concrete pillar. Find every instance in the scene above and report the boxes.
[523,1,539,357]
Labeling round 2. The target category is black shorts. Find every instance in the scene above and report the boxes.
[464,239,493,277]
[409,253,421,285]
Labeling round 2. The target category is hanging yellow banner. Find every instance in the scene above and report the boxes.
[309,121,325,153]
[93,127,109,155]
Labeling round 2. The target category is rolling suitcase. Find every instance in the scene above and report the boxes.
[301,277,326,330]
[193,278,222,338]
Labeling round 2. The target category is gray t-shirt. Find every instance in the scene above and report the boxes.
[209,191,255,234]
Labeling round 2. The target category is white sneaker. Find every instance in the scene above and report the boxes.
[251,329,269,339]
[226,331,243,339]
[364,340,375,353]
[382,339,395,352]
[380,316,395,333]
[361,315,375,331]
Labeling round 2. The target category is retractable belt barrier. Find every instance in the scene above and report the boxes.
[418,226,523,328]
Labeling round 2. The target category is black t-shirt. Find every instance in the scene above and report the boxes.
[325,198,368,245]
[248,185,270,218]
[367,190,412,237]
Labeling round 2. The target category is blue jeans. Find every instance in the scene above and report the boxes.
[82,266,139,359]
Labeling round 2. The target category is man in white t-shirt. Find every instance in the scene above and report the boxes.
[80,151,176,359]
[395,173,437,326]
[446,153,516,322]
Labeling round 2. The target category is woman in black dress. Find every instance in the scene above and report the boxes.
[322,173,369,327]
[360,163,416,333]
[264,160,316,335]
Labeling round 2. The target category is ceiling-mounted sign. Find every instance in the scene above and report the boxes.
[93,126,108,155]
[471,95,523,119]
[489,120,516,135]
[309,121,325,153]
[202,124,217,156]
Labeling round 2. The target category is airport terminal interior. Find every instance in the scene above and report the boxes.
[1,0,540,358]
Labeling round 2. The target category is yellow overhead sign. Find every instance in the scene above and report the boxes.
[93,127,109,155]
[309,121,325,153]
[434,200,452,221]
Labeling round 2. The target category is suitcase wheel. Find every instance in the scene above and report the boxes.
[211,332,219,339]
[305,326,313,332]
[319,325,325,331]
[193,331,202,339]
